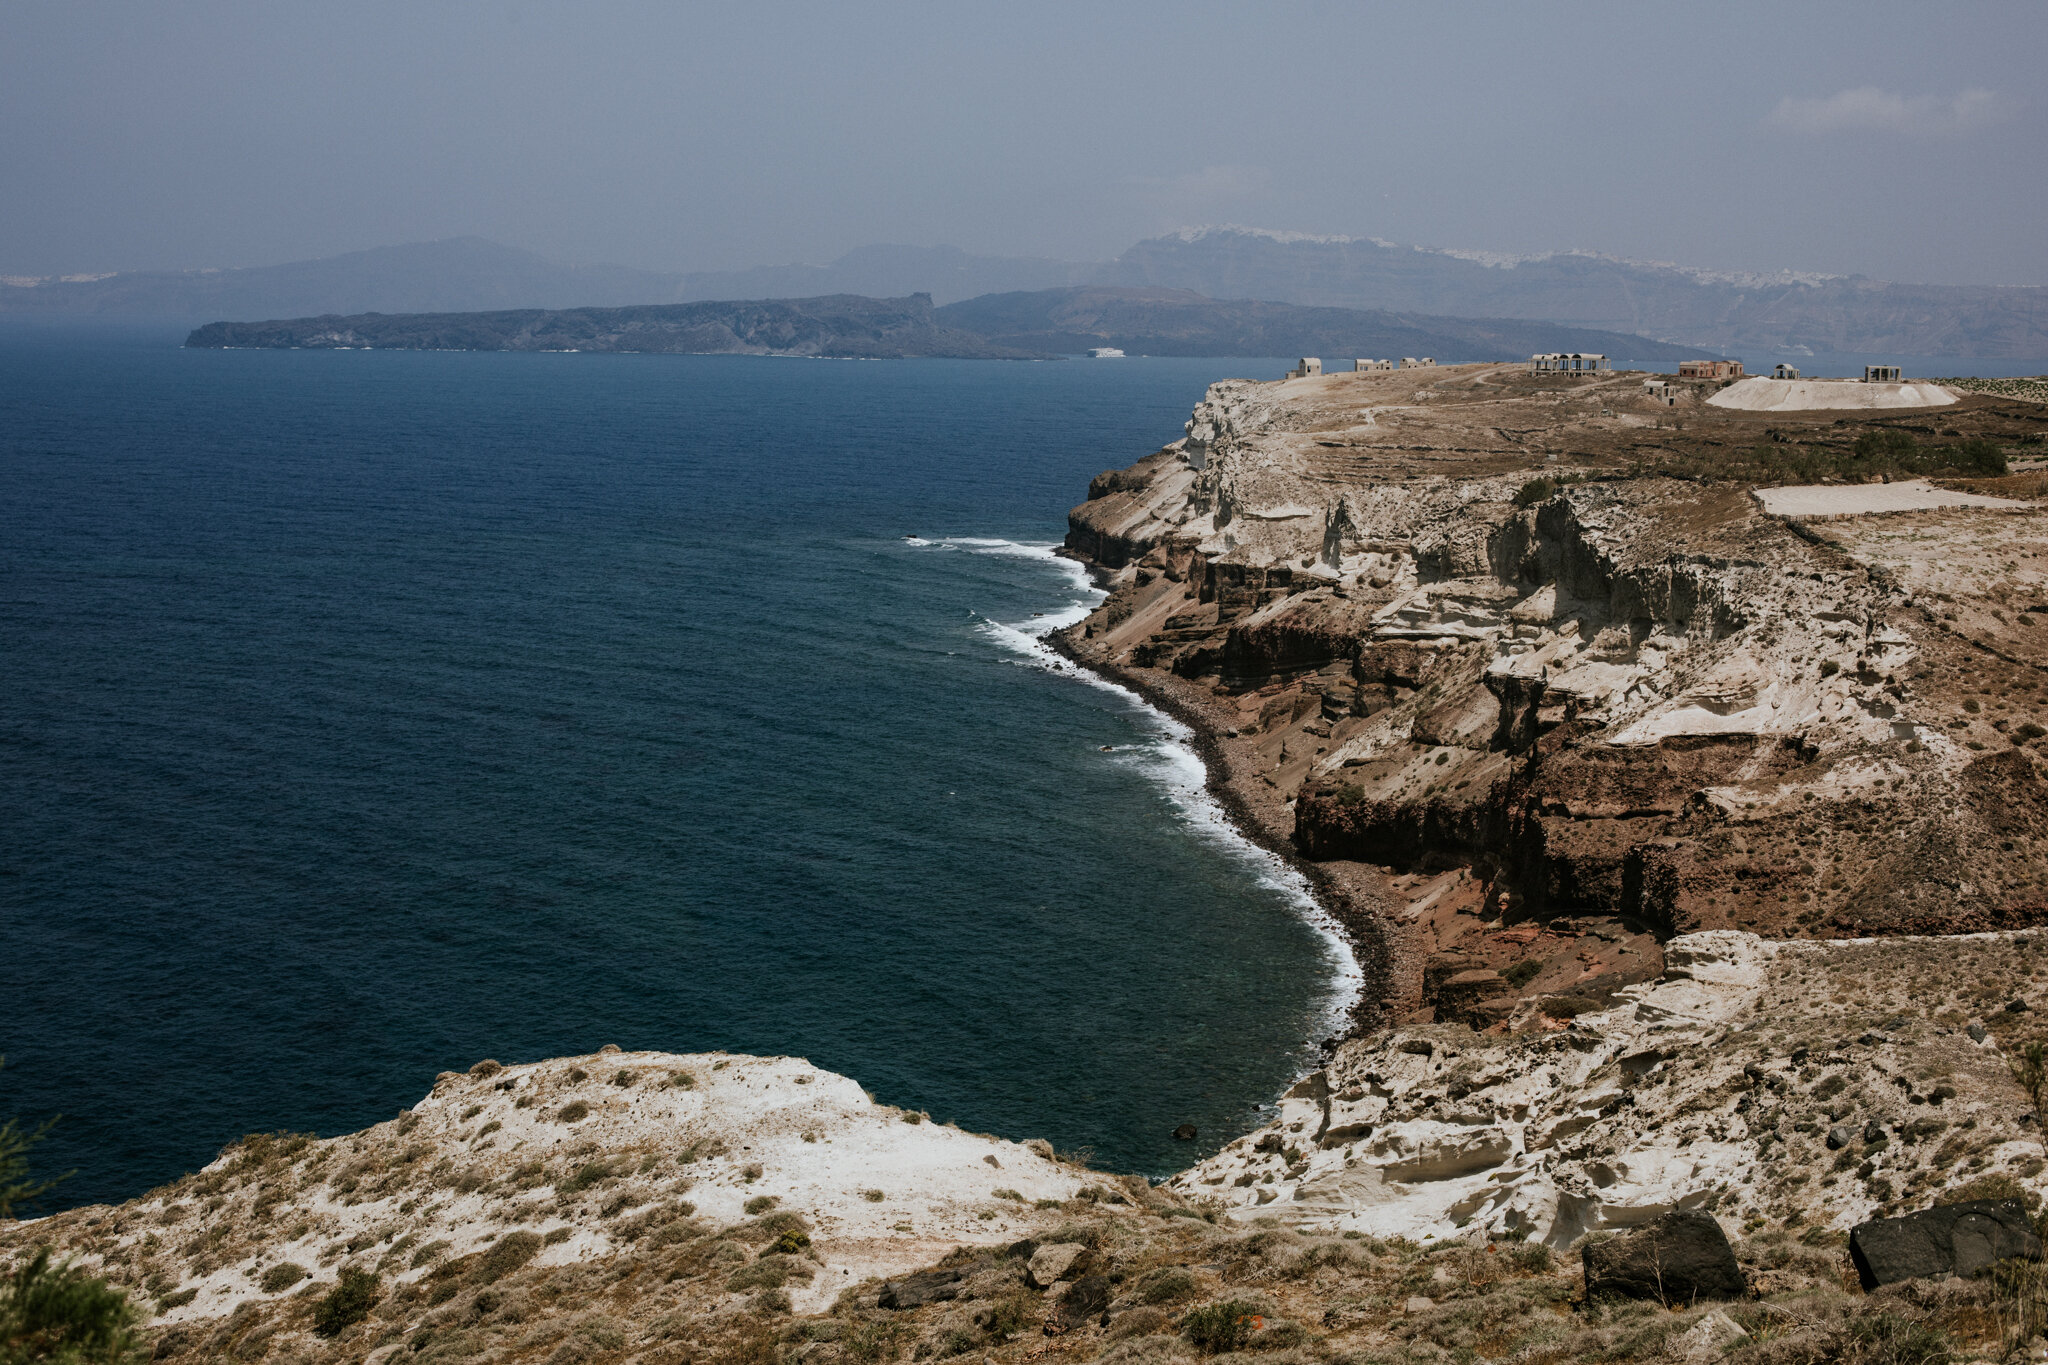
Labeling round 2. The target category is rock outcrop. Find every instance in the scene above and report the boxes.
[1582,1210,1745,1303]
[1849,1199,2043,1289]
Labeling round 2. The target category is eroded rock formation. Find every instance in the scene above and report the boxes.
[1061,362,2048,1025]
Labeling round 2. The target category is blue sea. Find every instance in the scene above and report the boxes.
[0,332,1358,1210]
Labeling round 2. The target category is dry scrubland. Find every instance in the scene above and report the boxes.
[1941,379,2048,406]
[5,932,2048,1365]
[4,941,2048,1365]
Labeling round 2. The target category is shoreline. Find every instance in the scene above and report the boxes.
[1043,586,1403,1044]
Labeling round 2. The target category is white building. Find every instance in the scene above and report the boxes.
[1529,353,1609,375]
[1643,379,1676,405]
[1286,357,1323,379]
[1772,363,1800,380]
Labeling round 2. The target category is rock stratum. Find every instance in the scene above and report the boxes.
[10,364,2048,1365]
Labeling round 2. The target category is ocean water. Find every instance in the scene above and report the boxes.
[0,333,1356,1210]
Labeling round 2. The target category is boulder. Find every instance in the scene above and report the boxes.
[1582,1210,1745,1303]
[1674,1310,1750,1361]
[1848,1200,2043,1290]
[877,1267,969,1309]
[1825,1125,1853,1150]
[1025,1242,1092,1289]
[1054,1274,1112,1331]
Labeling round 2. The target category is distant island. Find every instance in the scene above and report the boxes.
[182,293,1032,359]
[184,285,1715,362]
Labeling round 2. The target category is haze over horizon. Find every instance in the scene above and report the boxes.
[3,0,2045,288]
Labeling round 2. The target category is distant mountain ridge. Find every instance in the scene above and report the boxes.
[1106,227,2048,359]
[0,238,1098,319]
[17,228,2048,358]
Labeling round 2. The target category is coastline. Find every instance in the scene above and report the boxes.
[1042,575,1402,1044]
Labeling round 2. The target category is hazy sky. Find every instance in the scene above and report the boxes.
[4,1,2044,284]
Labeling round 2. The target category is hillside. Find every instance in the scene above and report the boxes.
[182,295,1033,359]
[0,240,1097,320]
[934,287,1710,361]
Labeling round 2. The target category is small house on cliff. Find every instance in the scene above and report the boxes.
[1528,353,1608,375]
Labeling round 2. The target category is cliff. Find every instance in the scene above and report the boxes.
[182,295,1036,359]
[1058,362,2048,1029]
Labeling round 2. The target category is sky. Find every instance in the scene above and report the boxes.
[2,0,2044,285]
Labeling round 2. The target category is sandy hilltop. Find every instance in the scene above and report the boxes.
[11,364,2048,1364]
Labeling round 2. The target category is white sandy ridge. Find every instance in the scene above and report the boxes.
[1707,377,1956,411]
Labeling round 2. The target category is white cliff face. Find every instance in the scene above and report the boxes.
[1171,932,2044,1247]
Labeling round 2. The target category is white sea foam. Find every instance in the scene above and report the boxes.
[918,536,1364,1048]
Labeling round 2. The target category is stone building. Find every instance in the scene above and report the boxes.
[1528,353,1608,375]
[1678,359,1744,380]
[1354,359,1393,372]
[1286,357,1323,379]
[1772,363,1800,380]
[1401,357,1436,369]
[1864,365,1903,383]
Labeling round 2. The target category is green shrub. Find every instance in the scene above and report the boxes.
[557,1161,614,1195]
[1501,960,1543,989]
[1513,478,1556,508]
[0,1248,142,1365]
[473,1231,542,1283]
[861,1189,885,1203]
[1137,1268,1198,1305]
[257,1263,306,1294]
[555,1101,589,1124]
[770,1229,811,1255]
[1180,1299,1265,1354]
[543,1227,573,1246]
[743,1195,779,1216]
[1843,1314,1950,1365]
[311,1269,379,1338]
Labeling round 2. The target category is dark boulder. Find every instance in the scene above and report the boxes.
[877,1267,969,1309]
[1172,1123,1197,1141]
[1849,1200,2042,1290]
[1055,1274,1113,1331]
[1583,1210,1745,1304]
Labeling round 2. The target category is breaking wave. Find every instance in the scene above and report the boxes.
[916,535,1364,1048]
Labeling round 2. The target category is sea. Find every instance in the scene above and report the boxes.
[0,331,1360,1210]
